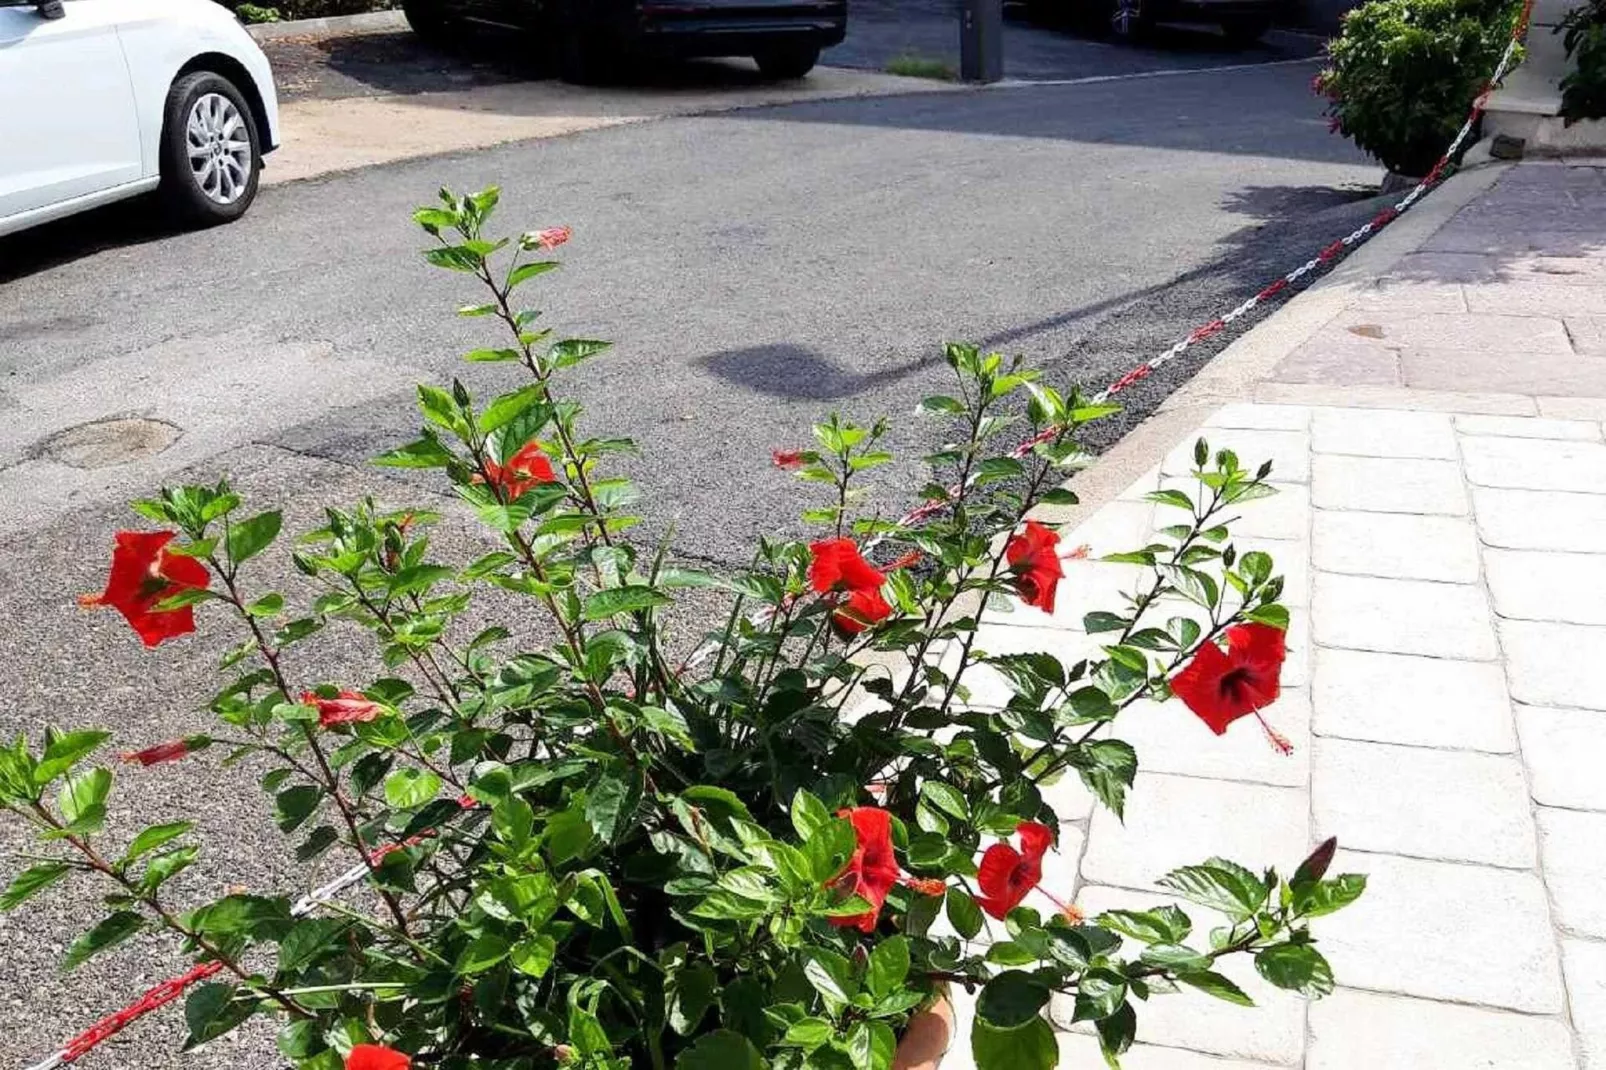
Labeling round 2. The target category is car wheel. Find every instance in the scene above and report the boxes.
[754,43,821,79]
[1220,16,1271,45]
[402,0,458,41]
[159,71,260,227]
[1107,0,1147,39]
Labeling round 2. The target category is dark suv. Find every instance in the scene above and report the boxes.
[403,0,849,81]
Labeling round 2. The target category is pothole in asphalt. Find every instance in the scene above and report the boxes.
[38,417,182,468]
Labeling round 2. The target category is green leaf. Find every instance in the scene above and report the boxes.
[508,260,559,288]
[550,338,613,368]
[464,347,522,363]
[977,970,1050,1029]
[277,918,347,972]
[510,934,556,978]
[456,932,511,974]
[971,1016,1057,1070]
[274,785,322,832]
[847,1020,897,1070]
[1082,611,1128,634]
[946,887,984,940]
[1293,873,1367,918]
[0,861,69,910]
[585,772,641,843]
[226,511,281,566]
[1158,859,1270,920]
[803,949,857,1009]
[668,962,718,1035]
[676,1030,765,1070]
[140,845,199,893]
[57,767,111,834]
[384,769,442,809]
[920,781,968,820]
[1138,943,1212,972]
[867,936,910,999]
[1255,943,1334,997]
[34,730,111,787]
[1178,969,1255,1006]
[1095,1002,1136,1067]
[373,435,456,469]
[63,910,144,970]
[791,789,831,840]
[582,585,671,621]
[784,1016,834,1049]
[1098,907,1189,945]
[479,384,546,434]
[183,982,256,1048]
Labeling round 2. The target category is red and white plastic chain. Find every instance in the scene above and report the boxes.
[16,6,1538,1067]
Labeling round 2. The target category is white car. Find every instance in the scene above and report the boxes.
[0,0,279,237]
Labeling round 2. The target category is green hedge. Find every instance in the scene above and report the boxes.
[226,0,392,23]
[1314,0,1524,177]
[1561,0,1606,123]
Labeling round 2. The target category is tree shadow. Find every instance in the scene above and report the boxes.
[700,343,932,401]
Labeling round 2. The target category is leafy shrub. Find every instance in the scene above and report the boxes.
[1561,0,1606,124]
[235,3,283,22]
[0,189,1362,1070]
[1314,0,1524,176]
[219,0,388,21]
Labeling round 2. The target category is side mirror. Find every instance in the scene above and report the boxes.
[35,0,65,18]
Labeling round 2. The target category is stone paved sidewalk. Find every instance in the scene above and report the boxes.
[944,161,1606,1068]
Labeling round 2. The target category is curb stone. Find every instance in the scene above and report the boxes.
[245,8,406,41]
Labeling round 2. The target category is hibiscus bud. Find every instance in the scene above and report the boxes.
[1294,836,1339,885]
[1059,903,1086,925]
[772,449,805,471]
[522,226,571,251]
[903,876,948,897]
[552,1046,577,1065]
[120,735,210,766]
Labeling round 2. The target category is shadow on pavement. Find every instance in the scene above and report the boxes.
[0,200,178,288]
[700,343,929,401]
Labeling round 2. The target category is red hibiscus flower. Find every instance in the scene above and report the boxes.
[809,538,894,636]
[1170,623,1293,754]
[79,531,211,648]
[347,1045,410,1070]
[977,821,1056,920]
[477,442,559,501]
[772,449,805,470]
[1005,521,1064,615]
[525,225,572,251]
[828,806,901,933]
[120,736,208,766]
[809,538,885,594]
[303,690,384,729]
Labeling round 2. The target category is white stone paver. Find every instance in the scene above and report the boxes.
[1536,807,1606,938]
[1473,487,1606,552]
[1501,620,1606,710]
[1318,850,1564,1013]
[1311,738,1536,867]
[1455,413,1602,441]
[1311,407,1458,459]
[1307,988,1576,1070]
[1311,454,1469,514]
[1517,705,1606,811]
[1312,648,1515,752]
[1007,376,1605,1063]
[1313,573,1499,660]
[1462,436,1606,493]
[1485,548,1606,625]
[1312,510,1480,582]
[1080,772,1309,892]
[1565,939,1606,1070]
[1162,429,1311,484]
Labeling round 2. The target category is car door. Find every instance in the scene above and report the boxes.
[0,0,143,221]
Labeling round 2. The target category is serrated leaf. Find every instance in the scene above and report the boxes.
[1255,943,1334,997]
[63,910,144,971]
[582,585,670,621]
[226,511,281,566]
[0,862,70,910]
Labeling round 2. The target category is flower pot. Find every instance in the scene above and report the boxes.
[893,991,955,1070]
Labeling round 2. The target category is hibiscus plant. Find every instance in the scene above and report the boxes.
[0,187,1362,1070]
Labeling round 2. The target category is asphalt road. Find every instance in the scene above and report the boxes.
[0,60,1377,1069]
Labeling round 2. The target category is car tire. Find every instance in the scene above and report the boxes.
[1105,0,1148,39]
[402,0,458,41]
[158,71,261,228]
[754,43,821,79]
[1220,16,1271,45]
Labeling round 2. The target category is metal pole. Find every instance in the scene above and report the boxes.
[959,0,1004,83]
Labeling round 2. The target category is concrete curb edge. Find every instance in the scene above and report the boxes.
[246,8,406,41]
